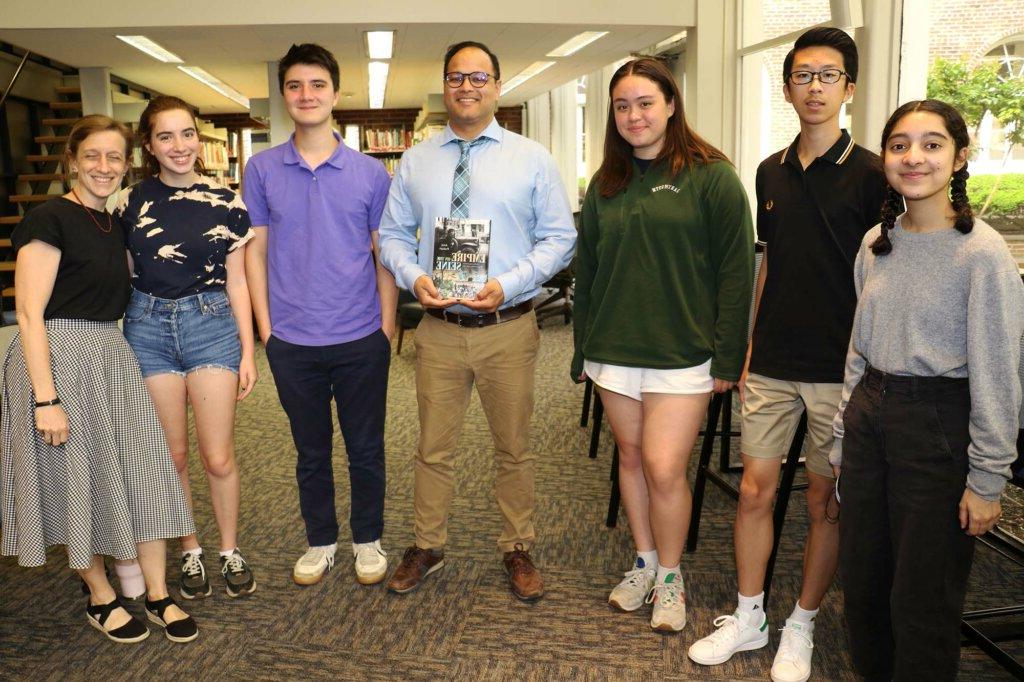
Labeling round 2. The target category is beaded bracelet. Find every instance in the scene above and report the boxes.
[35,397,61,408]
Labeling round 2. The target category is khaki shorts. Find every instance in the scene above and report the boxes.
[740,373,842,479]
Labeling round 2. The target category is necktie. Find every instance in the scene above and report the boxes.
[450,138,482,219]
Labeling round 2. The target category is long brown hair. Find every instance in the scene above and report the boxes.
[595,58,728,198]
[137,95,207,177]
[61,114,132,185]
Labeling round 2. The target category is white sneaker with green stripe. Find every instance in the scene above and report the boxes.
[687,609,769,665]
[645,571,686,632]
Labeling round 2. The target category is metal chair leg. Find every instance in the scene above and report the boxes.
[580,378,593,428]
[686,392,725,553]
[606,445,620,528]
[589,392,603,459]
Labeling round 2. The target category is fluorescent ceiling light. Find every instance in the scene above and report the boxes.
[501,61,556,95]
[116,35,184,63]
[366,31,394,60]
[546,31,609,57]
[177,66,249,108]
[368,61,389,109]
[654,30,688,51]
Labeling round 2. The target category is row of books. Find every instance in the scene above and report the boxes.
[201,141,230,171]
[364,127,413,151]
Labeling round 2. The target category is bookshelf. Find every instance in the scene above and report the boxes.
[361,126,411,176]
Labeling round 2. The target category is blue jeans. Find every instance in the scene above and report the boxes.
[124,289,241,377]
[265,330,390,546]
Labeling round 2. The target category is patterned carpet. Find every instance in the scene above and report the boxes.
[1,318,1021,680]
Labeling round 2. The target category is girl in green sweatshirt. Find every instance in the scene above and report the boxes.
[572,57,754,634]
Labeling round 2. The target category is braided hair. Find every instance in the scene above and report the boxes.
[871,99,974,256]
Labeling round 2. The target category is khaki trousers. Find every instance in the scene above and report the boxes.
[412,310,540,552]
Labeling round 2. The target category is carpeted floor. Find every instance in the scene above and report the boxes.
[1,319,1021,680]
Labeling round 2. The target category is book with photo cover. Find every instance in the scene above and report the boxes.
[431,217,491,299]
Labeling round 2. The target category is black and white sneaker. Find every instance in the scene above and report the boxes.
[179,552,212,600]
[220,550,257,598]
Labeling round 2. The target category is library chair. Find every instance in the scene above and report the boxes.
[536,210,579,327]
[960,336,1024,678]
[395,289,424,355]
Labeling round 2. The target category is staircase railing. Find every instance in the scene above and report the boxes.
[0,50,31,110]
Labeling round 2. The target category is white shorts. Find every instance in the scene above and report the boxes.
[584,359,714,401]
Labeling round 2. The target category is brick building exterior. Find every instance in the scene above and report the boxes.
[926,0,1024,66]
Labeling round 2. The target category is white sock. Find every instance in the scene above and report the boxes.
[738,591,765,624]
[219,548,238,559]
[656,564,682,586]
[182,547,203,558]
[636,550,658,570]
[789,601,818,630]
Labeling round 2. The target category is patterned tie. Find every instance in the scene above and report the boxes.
[450,138,482,219]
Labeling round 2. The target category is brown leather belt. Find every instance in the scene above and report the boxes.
[425,300,533,328]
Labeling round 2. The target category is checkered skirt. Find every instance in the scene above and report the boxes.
[0,319,194,569]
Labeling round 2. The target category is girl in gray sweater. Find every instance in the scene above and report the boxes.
[830,99,1024,681]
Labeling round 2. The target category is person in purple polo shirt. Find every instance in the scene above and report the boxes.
[243,43,397,587]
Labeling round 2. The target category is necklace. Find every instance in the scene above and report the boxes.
[69,187,112,234]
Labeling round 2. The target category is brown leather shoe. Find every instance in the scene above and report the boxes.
[387,546,445,594]
[503,543,544,601]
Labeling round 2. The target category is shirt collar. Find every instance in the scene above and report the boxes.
[283,130,348,170]
[442,118,504,147]
[781,129,855,167]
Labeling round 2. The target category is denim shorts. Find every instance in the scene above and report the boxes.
[123,289,241,378]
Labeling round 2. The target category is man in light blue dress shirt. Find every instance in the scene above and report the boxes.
[379,41,576,601]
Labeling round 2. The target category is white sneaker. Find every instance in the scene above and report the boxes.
[687,609,770,665]
[646,580,687,632]
[293,545,336,586]
[771,619,814,682]
[609,564,656,612]
[353,540,388,585]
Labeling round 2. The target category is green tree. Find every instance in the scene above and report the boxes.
[928,58,1024,216]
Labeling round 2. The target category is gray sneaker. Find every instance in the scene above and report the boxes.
[220,550,257,598]
[179,552,212,600]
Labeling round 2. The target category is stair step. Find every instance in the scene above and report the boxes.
[35,135,69,145]
[0,216,21,225]
[11,194,61,204]
[0,262,14,272]
[41,118,76,127]
[2,287,14,298]
[55,86,80,96]
[17,173,66,182]
[26,154,62,163]
[0,239,12,248]
[49,101,81,111]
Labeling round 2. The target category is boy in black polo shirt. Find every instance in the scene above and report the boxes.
[688,28,886,682]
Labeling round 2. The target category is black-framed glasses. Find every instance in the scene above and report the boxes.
[787,68,848,85]
[444,71,496,88]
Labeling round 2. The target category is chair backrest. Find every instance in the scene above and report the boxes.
[1014,333,1024,487]
[748,242,765,341]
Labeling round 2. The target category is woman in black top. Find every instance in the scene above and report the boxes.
[0,115,197,643]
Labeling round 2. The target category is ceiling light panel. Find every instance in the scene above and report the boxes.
[116,35,184,63]
[177,66,249,108]
[365,31,394,60]
[368,61,389,109]
[546,31,609,57]
[501,61,556,95]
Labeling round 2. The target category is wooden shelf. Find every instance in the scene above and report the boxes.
[363,148,409,155]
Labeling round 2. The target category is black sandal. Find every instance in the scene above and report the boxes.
[85,598,150,643]
[144,596,198,643]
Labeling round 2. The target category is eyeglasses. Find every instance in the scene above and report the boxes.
[444,71,496,88]
[787,69,848,85]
